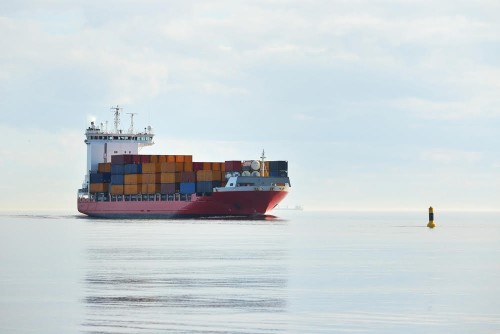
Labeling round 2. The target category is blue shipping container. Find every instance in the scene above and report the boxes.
[269,170,288,177]
[90,172,111,183]
[111,164,124,174]
[180,182,196,194]
[111,174,124,185]
[196,181,221,193]
[124,164,142,174]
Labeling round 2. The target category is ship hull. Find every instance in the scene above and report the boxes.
[78,190,288,218]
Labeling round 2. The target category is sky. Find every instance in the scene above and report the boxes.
[1,0,500,212]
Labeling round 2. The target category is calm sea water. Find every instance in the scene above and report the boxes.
[0,211,499,333]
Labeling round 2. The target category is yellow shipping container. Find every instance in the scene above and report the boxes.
[98,163,112,173]
[124,184,140,195]
[142,163,157,173]
[124,174,142,185]
[110,185,124,195]
[160,172,176,184]
[90,183,109,193]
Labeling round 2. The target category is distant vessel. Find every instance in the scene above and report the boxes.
[77,106,291,218]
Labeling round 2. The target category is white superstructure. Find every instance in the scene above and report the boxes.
[82,106,154,190]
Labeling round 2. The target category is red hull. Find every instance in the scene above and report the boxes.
[78,190,288,218]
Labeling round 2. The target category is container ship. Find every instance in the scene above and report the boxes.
[77,106,291,218]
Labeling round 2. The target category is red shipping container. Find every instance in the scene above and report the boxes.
[140,155,151,163]
[160,183,177,194]
[193,162,204,171]
[180,171,196,183]
[225,160,242,171]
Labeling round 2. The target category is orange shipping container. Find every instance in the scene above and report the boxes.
[124,184,140,195]
[212,170,223,181]
[175,162,184,172]
[142,162,156,173]
[160,172,177,184]
[141,173,156,184]
[150,155,159,163]
[141,183,161,194]
[196,170,213,182]
[124,174,142,184]
[167,155,176,162]
[90,183,109,193]
[110,185,124,195]
[159,162,176,173]
[212,162,221,171]
[175,155,185,163]
[98,163,112,173]
[184,162,193,172]
[202,162,212,170]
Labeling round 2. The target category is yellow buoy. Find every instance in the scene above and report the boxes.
[427,206,436,228]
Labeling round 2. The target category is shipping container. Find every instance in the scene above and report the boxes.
[140,155,151,163]
[212,170,223,181]
[202,162,211,170]
[175,162,184,172]
[111,164,124,174]
[124,184,140,195]
[110,184,124,195]
[184,162,193,172]
[142,183,160,194]
[111,154,134,164]
[268,161,288,171]
[160,172,180,184]
[124,163,142,174]
[90,183,109,193]
[225,160,242,172]
[141,173,156,184]
[167,155,176,162]
[142,162,157,173]
[196,181,221,193]
[180,171,196,183]
[159,162,176,173]
[90,172,111,183]
[111,174,124,185]
[98,163,112,173]
[212,162,221,171]
[160,183,177,194]
[124,174,142,185]
[131,155,141,164]
[180,182,196,194]
[196,170,213,182]
[269,170,288,177]
[193,162,204,171]
[175,155,185,163]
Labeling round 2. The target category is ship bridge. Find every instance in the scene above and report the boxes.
[83,106,154,186]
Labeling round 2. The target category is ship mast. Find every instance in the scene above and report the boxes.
[111,105,122,132]
[127,113,137,134]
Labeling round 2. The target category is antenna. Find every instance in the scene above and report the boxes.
[260,149,266,177]
[110,105,122,132]
[127,112,137,133]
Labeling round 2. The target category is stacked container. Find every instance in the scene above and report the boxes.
[88,154,287,196]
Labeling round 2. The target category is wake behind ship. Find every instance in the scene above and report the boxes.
[77,106,291,218]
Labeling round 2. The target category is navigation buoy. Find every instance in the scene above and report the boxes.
[427,206,436,228]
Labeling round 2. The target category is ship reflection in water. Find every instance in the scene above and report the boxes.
[82,219,288,333]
